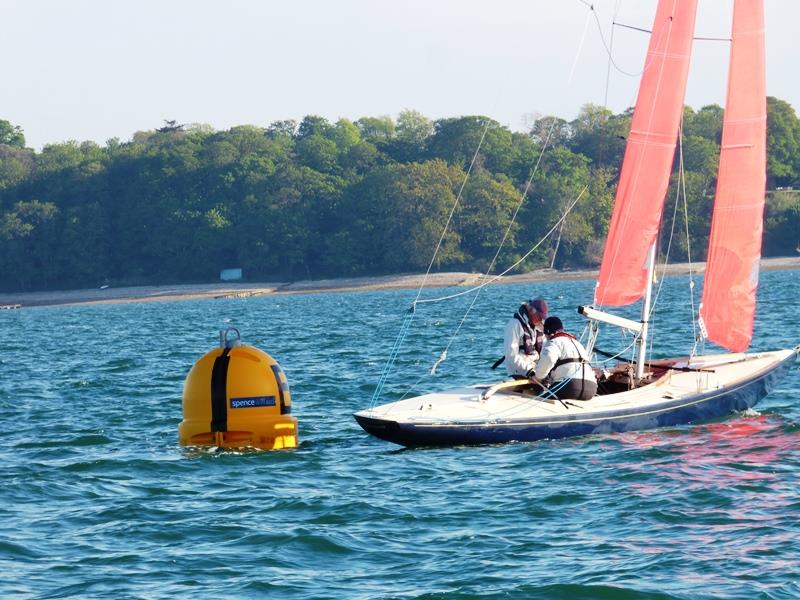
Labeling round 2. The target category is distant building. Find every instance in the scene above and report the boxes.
[220,268,243,281]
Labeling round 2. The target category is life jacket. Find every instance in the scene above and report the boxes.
[513,310,544,355]
[543,332,591,380]
[549,331,575,340]
[489,309,544,370]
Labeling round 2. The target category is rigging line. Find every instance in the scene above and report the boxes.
[370,118,492,405]
[397,368,435,401]
[407,117,495,382]
[421,157,585,376]
[648,119,687,318]
[432,109,565,358]
[645,119,698,362]
[583,2,673,79]
[477,378,576,421]
[676,122,698,348]
[369,309,416,408]
[647,140,683,356]
[414,185,589,306]
[570,7,594,81]
[480,2,593,281]
[603,0,624,107]
[411,118,493,307]
[483,3,592,275]
[613,22,651,35]
[679,129,699,357]
[378,4,594,403]
[612,25,728,42]
[597,338,637,365]
[400,8,595,384]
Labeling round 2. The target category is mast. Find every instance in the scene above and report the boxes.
[635,243,656,382]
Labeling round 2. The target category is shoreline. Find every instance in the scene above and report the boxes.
[2,256,799,309]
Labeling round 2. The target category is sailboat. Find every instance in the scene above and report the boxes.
[354,0,799,447]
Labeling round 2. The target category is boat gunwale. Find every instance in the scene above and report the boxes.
[360,349,797,430]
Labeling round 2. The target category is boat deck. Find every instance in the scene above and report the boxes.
[360,350,794,425]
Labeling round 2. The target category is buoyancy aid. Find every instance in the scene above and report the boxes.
[513,310,544,355]
[542,332,591,380]
[490,309,544,370]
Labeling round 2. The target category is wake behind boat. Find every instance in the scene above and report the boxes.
[355,0,798,447]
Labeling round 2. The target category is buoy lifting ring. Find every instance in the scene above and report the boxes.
[220,327,241,349]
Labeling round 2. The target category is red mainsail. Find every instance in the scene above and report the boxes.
[700,0,766,353]
[595,1,698,306]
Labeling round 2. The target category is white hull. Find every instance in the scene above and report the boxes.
[354,349,798,446]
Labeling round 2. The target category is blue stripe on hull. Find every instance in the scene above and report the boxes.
[355,352,797,447]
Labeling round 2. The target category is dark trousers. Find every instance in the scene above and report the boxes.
[551,379,597,400]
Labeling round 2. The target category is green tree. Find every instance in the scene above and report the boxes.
[0,119,25,148]
[235,165,341,278]
[0,200,58,289]
[297,115,333,139]
[267,120,297,138]
[382,110,433,163]
[518,146,592,268]
[56,201,109,286]
[683,104,723,142]
[427,116,517,175]
[345,160,462,272]
[660,170,714,262]
[530,115,570,148]
[3,100,800,292]
[454,172,522,270]
[680,135,719,174]
[766,97,800,187]
[0,145,34,190]
[764,190,800,256]
[567,104,629,170]
[356,116,395,143]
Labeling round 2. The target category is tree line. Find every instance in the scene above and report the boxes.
[1,98,799,292]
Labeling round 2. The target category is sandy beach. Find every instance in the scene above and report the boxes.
[2,256,799,309]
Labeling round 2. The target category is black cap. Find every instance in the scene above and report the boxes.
[543,316,563,335]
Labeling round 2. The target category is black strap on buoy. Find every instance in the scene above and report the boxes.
[210,347,232,432]
[270,364,291,414]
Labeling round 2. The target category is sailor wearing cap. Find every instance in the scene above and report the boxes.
[534,316,597,400]
[498,297,548,378]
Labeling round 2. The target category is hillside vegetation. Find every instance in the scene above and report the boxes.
[1,99,798,291]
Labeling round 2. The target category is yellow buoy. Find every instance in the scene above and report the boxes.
[178,328,298,450]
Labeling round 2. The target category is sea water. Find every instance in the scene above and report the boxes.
[1,270,798,599]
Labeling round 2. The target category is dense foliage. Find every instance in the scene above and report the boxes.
[1,99,799,292]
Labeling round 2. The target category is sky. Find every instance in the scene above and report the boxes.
[3,0,799,150]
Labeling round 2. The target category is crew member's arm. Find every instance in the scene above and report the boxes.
[534,341,559,381]
[504,320,537,376]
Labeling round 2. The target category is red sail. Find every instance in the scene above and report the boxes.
[700,0,766,352]
[595,1,698,306]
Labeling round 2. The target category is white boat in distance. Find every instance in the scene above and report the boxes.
[354,0,799,447]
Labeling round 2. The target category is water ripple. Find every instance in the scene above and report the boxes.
[0,272,798,597]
